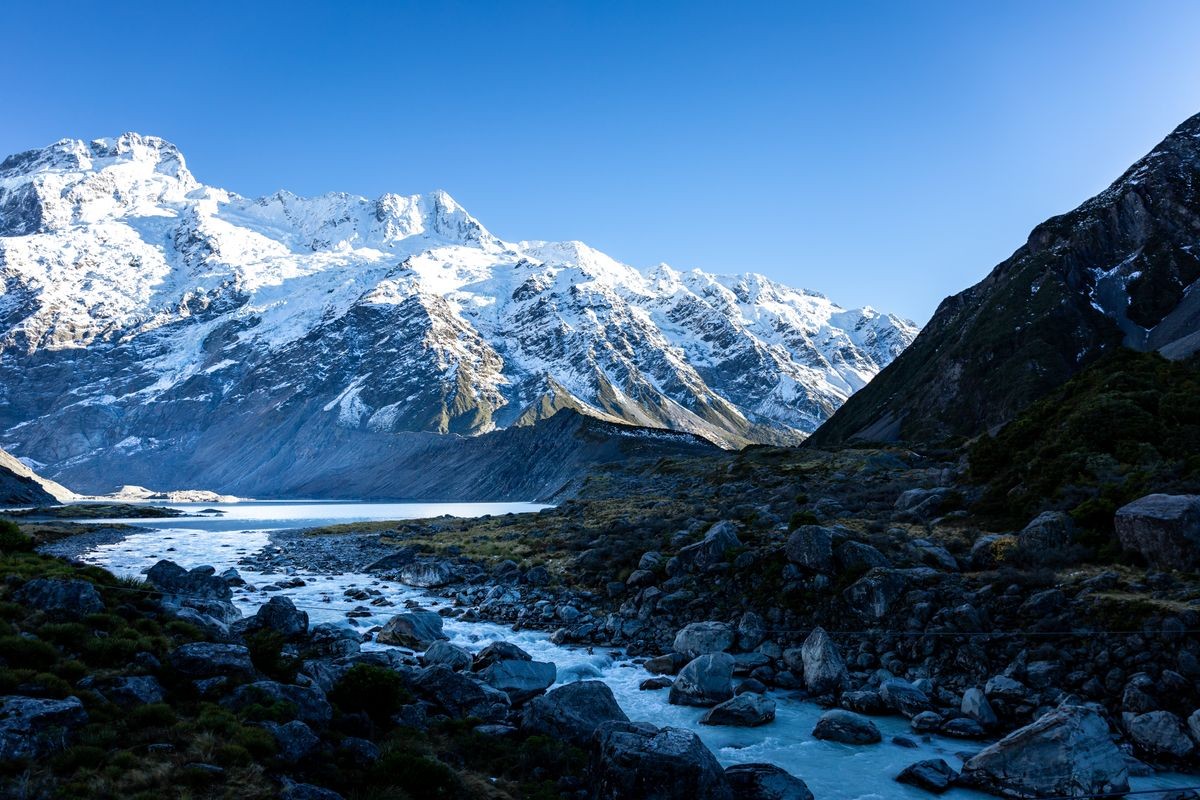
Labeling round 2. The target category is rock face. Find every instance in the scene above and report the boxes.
[375,610,448,649]
[798,627,847,696]
[700,694,776,727]
[724,763,813,800]
[673,621,735,657]
[809,111,1200,446]
[14,578,103,615]
[477,659,557,704]
[811,710,881,744]
[0,133,917,497]
[1115,494,1200,570]
[669,654,735,707]
[960,706,1129,799]
[591,720,733,800]
[0,446,71,505]
[521,680,629,747]
[0,695,87,760]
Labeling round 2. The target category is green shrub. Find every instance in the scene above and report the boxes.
[0,634,59,670]
[130,703,177,730]
[0,520,32,553]
[330,664,411,724]
[372,750,460,798]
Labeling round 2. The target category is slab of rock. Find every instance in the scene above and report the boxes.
[147,560,241,624]
[170,642,255,679]
[398,559,458,588]
[676,521,743,573]
[785,526,834,573]
[521,680,629,747]
[1018,511,1075,560]
[674,621,736,657]
[473,641,532,670]
[879,678,931,718]
[412,665,510,721]
[591,720,733,800]
[896,759,958,794]
[261,719,320,763]
[960,705,1129,799]
[477,659,556,704]
[798,627,847,696]
[842,568,936,622]
[700,694,776,727]
[15,578,103,615]
[670,653,735,707]
[1128,710,1195,760]
[421,641,473,672]
[962,687,999,728]
[224,681,332,727]
[376,610,447,649]
[252,595,308,639]
[725,763,813,800]
[812,709,881,744]
[0,695,88,760]
[1115,494,1200,570]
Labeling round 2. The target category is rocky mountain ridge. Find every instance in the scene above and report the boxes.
[810,111,1200,445]
[0,133,916,495]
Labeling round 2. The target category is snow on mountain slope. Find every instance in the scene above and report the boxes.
[0,133,917,493]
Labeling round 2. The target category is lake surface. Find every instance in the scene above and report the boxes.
[74,501,1195,800]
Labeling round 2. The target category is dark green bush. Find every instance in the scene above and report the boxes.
[0,520,32,553]
[329,664,411,724]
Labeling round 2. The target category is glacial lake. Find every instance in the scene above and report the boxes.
[72,501,1196,800]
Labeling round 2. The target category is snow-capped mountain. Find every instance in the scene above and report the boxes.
[0,133,916,494]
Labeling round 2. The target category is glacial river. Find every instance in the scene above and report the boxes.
[74,501,1194,800]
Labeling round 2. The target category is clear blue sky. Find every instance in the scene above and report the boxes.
[4,1,1199,323]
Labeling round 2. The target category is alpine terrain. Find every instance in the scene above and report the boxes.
[810,111,1200,446]
[0,133,916,496]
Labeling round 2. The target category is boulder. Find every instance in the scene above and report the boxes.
[962,687,999,729]
[842,568,937,622]
[1115,494,1200,570]
[670,654,735,707]
[281,782,344,800]
[785,526,834,573]
[147,560,241,623]
[970,534,1019,570]
[477,659,557,704]
[262,719,320,763]
[1128,711,1195,760]
[225,681,332,727]
[308,623,362,659]
[105,675,165,707]
[0,695,88,760]
[798,627,847,696]
[879,678,931,718]
[960,705,1129,799]
[896,759,958,794]
[15,578,103,615]
[421,641,473,672]
[676,521,742,573]
[812,709,881,744]
[252,595,308,639]
[1018,511,1075,561]
[894,488,952,522]
[398,559,459,588]
[412,665,510,721]
[841,689,888,716]
[836,539,891,571]
[674,621,736,657]
[521,680,629,747]
[724,763,813,800]
[591,720,733,800]
[376,610,447,649]
[170,642,255,679]
[473,641,532,670]
[700,694,776,727]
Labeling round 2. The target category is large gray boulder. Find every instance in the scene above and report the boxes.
[1115,494,1200,570]
[0,696,88,760]
[473,641,532,670]
[398,559,459,588]
[170,642,255,679]
[309,623,362,659]
[962,687,999,729]
[147,560,241,624]
[879,678,931,718]
[960,706,1129,799]
[896,759,958,794]
[669,654,735,707]
[376,610,448,649]
[261,720,321,763]
[674,621,735,657]
[812,709,881,744]
[842,568,937,622]
[421,641,473,672]
[591,720,733,800]
[700,694,776,727]
[15,579,103,615]
[224,681,333,727]
[412,665,510,721]
[477,659,557,704]
[252,595,309,639]
[1128,711,1195,760]
[675,521,742,573]
[725,763,813,800]
[785,526,834,573]
[521,680,629,747]
[798,627,847,696]
[1018,511,1075,559]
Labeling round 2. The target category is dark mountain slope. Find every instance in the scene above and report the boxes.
[810,111,1200,446]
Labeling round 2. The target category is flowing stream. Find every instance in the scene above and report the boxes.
[72,501,1195,800]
